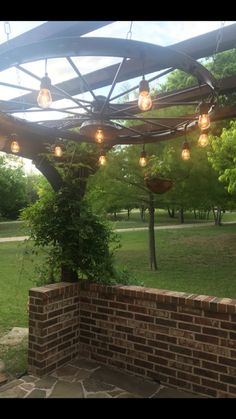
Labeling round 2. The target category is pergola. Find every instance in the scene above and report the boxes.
[0,21,236,189]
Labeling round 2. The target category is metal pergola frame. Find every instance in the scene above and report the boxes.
[0,21,236,187]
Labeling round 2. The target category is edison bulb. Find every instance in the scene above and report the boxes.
[11,140,20,153]
[95,129,104,143]
[99,155,106,166]
[198,113,210,130]
[54,146,63,157]
[138,92,152,111]
[198,133,209,147]
[139,156,147,167]
[37,88,52,109]
[181,148,190,160]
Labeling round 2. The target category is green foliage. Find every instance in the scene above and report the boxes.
[159,69,196,92]
[208,120,236,194]
[21,180,121,283]
[0,155,28,219]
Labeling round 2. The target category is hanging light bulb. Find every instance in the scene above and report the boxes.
[198,102,210,130]
[37,74,52,108]
[139,145,147,167]
[181,141,190,160]
[99,152,106,166]
[54,145,63,157]
[138,77,152,111]
[95,128,104,143]
[10,134,20,153]
[37,59,52,109]
[198,132,209,147]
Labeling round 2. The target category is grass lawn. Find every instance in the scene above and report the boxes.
[114,223,236,299]
[0,241,37,377]
[0,223,236,376]
[0,223,236,336]
[0,241,37,334]
[111,209,236,230]
[0,221,29,238]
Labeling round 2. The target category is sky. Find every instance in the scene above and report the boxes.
[0,20,235,173]
[1,21,235,46]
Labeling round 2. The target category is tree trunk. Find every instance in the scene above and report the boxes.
[193,209,197,219]
[140,205,146,222]
[127,208,131,219]
[212,206,222,226]
[113,211,117,220]
[179,208,184,223]
[148,193,157,271]
[61,264,78,282]
[167,207,175,218]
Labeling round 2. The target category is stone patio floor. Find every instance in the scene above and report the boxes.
[0,356,204,398]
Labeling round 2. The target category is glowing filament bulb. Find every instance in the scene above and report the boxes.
[99,154,106,166]
[198,113,210,130]
[139,149,147,167]
[138,78,152,111]
[11,140,20,153]
[37,74,52,109]
[181,142,190,160]
[37,88,52,109]
[198,133,209,147]
[95,129,104,143]
[54,146,63,157]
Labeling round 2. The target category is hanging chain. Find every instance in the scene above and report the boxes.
[213,21,225,61]
[212,21,225,103]
[4,21,11,41]
[126,21,133,40]
[15,66,27,119]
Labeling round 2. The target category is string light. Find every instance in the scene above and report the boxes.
[99,151,106,166]
[95,128,104,143]
[181,141,190,160]
[198,102,210,130]
[139,145,147,167]
[138,77,152,111]
[198,132,209,147]
[54,145,63,157]
[37,59,52,109]
[10,134,20,153]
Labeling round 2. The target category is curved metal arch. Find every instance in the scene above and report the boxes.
[0,37,217,92]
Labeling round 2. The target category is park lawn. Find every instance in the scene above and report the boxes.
[0,221,29,238]
[0,224,236,376]
[0,241,37,334]
[114,224,236,299]
[111,209,236,230]
[0,223,236,336]
[0,210,236,237]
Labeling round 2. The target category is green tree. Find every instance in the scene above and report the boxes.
[87,144,170,271]
[208,121,236,195]
[0,155,28,219]
[21,143,120,283]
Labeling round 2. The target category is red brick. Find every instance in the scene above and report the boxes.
[192,384,216,398]
[177,371,200,384]
[194,367,218,380]
[202,378,228,392]
[202,361,227,373]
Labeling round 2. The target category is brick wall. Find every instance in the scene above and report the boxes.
[28,282,80,376]
[28,282,236,397]
[78,283,236,398]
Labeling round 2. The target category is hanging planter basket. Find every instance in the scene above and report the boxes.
[144,177,173,194]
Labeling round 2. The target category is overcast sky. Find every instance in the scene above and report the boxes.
[0,20,235,46]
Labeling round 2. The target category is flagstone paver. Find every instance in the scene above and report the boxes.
[0,356,203,398]
[90,365,159,397]
[48,381,84,398]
